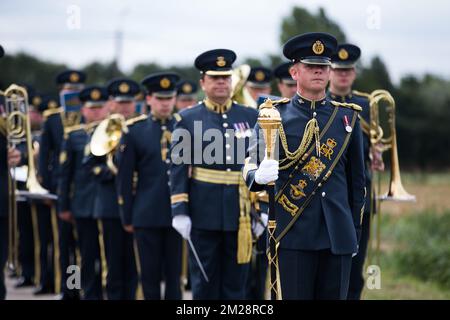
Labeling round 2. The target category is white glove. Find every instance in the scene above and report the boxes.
[254,158,279,185]
[172,215,192,240]
[252,213,268,238]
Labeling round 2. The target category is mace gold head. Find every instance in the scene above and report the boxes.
[257,98,281,160]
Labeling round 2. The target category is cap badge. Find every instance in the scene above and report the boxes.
[216,56,226,67]
[312,40,325,55]
[338,48,349,60]
[119,82,130,93]
[160,78,171,89]
[182,83,192,93]
[90,89,101,100]
[255,70,265,81]
[69,72,80,83]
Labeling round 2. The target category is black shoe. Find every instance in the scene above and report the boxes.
[57,292,80,300]
[14,277,34,288]
[33,284,55,295]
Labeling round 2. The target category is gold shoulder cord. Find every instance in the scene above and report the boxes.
[278,118,318,170]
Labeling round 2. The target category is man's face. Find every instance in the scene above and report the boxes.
[277,82,297,98]
[246,86,272,101]
[290,63,330,93]
[176,97,196,111]
[81,104,108,123]
[146,95,175,118]
[200,75,232,100]
[109,100,135,119]
[329,68,356,91]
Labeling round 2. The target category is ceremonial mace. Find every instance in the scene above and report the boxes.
[257,99,281,300]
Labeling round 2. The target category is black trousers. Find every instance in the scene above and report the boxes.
[17,200,35,280]
[101,218,137,300]
[279,248,352,300]
[76,218,102,300]
[35,202,54,288]
[189,228,249,300]
[348,211,371,300]
[245,232,268,300]
[0,217,8,300]
[58,218,78,296]
[134,227,182,300]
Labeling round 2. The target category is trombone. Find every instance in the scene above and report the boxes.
[364,89,415,268]
[4,84,56,274]
[368,90,415,202]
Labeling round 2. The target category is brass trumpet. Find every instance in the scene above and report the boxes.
[368,89,415,202]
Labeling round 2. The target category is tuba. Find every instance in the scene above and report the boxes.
[368,89,415,202]
[90,113,128,174]
[231,64,257,108]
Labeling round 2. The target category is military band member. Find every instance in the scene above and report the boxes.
[33,95,61,295]
[273,62,297,98]
[38,70,86,299]
[116,72,182,300]
[243,33,366,299]
[170,49,258,299]
[175,80,198,111]
[83,78,139,300]
[245,67,273,102]
[58,86,109,299]
[328,43,374,300]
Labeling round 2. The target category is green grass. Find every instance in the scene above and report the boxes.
[363,268,450,300]
[363,209,450,299]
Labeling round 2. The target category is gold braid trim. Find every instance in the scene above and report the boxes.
[237,177,252,264]
[171,193,189,204]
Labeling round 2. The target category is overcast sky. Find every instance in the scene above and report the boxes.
[1,0,449,83]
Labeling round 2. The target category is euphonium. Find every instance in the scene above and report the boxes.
[369,89,415,202]
[90,113,128,174]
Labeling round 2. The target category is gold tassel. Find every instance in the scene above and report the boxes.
[237,215,252,264]
[237,177,252,264]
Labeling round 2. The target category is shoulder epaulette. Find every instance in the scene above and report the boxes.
[43,107,63,119]
[331,100,362,112]
[352,90,371,99]
[64,124,85,135]
[272,98,290,106]
[173,113,182,122]
[126,114,148,126]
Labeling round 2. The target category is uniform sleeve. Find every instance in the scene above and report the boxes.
[116,132,135,226]
[169,117,191,217]
[57,135,74,213]
[345,117,366,244]
[243,123,266,192]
